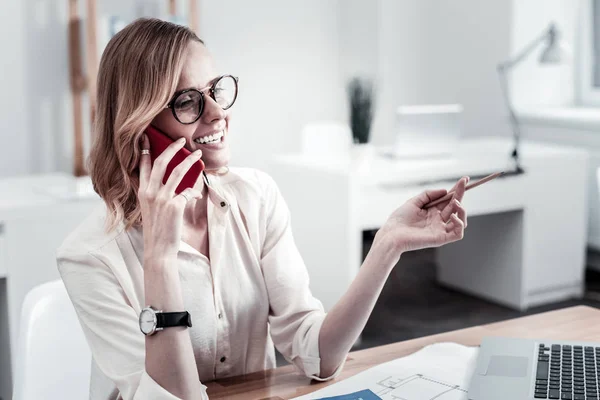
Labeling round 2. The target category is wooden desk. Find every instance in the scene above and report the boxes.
[205,306,600,400]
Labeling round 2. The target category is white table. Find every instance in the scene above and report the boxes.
[270,137,589,312]
[0,173,101,400]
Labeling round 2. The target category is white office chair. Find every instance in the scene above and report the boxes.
[12,279,91,400]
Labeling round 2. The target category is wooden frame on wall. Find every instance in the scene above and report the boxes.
[67,0,86,177]
[67,0,198,177]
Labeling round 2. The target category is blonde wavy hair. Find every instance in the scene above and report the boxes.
[89,18,203,232]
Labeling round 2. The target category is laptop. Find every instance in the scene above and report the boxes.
[385,104,463,159]
[469,336,600,399]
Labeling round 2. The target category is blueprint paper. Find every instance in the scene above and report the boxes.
[316,389,381,399]
[292,342,479,400]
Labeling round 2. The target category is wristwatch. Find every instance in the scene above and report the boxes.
[139,306,192,336]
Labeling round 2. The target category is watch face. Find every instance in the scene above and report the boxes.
[139,307,157,335]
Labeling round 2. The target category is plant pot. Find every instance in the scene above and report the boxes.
[351,142,374,175]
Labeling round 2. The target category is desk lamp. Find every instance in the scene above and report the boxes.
[497,22,570,175]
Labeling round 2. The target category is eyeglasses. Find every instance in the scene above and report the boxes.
[166,74,239,125]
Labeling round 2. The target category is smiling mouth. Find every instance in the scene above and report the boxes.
[194,130,224,144]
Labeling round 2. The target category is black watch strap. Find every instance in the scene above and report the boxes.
[156,311,192,329]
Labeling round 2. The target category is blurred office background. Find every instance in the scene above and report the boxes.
[2,1,600,399]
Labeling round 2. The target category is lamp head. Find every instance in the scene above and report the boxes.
[539,23,571,64]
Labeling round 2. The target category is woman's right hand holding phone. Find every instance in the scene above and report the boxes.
[138,135,203,264]
[138,134,206,399]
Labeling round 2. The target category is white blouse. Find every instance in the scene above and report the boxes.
[56,168,343,400]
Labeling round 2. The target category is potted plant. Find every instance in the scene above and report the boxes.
[347,77,374,145]
[347,77,375,169]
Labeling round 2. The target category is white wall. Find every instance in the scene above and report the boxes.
[2,1,522,178]
[200,0,346,172]
[510,0,578,107]
[338,0,379,83]
[0,0,136,178]
[0,0,347,178]
[373,0,513,146]
[0,1,29,177]
[20,0,76,176]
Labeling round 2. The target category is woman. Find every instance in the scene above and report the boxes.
[57,18,468,400]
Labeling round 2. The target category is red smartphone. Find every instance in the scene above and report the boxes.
[144,124,205,194]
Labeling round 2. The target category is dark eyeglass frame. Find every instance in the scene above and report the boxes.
[165,74,239,125]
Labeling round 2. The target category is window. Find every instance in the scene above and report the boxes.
[594,0,600,86]
[579,0,600,105]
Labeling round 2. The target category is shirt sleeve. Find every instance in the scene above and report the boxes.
[57,250,209,400]
[258,172,345,381]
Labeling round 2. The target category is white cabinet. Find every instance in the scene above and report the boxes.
[0,224,6,278]
[271,138,589,312]
[0,174,102,400]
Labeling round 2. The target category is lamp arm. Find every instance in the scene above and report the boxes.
[495,23,556,174]
[497,64,521,161]
[497,23,555,71]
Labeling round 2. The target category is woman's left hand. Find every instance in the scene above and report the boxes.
[376,177,469,257]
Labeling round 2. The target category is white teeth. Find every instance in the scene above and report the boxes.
[194,131,223,144]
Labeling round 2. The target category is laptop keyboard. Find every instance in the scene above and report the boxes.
[535,343,600,399]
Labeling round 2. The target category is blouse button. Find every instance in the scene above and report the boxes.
[220,201,227,208]
[220,356,226,363]
[218,313,223,319]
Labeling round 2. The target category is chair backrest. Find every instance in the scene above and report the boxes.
[12,279,91,400]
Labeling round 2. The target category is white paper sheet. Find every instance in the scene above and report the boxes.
[292,342,479,400]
